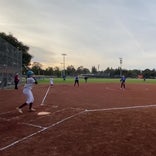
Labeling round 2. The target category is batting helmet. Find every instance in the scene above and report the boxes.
[27,70,34,77]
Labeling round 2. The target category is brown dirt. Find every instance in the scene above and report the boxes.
[0,83,156,156]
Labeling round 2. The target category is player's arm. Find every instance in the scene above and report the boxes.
[33,77,38,84]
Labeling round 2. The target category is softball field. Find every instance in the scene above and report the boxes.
[0,82,156,156]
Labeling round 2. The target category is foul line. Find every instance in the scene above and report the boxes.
[0,110,16,115]
[0,110,85,151]
[40,86,51,105]
[85,104,156,112]
[1,104,156,151]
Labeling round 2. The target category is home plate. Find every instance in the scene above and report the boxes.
[37,111,51,115]
[52,105,58,108]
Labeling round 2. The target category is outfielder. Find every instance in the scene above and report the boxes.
[74,75,79,87]
[16,70,38,113]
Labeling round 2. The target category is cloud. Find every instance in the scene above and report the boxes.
[1,0,156,70]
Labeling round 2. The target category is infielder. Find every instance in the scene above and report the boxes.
[16,70,38,113]
[120,75,126,89]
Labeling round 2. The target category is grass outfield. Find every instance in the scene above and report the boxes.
[38,77,156,84]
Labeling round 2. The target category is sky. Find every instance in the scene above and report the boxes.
[0,0,156,71]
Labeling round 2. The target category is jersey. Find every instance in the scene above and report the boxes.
[24,77,36,90]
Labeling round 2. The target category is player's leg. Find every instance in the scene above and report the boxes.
[16,88,27,113]
[28,91,35,111]
[74,80,76,86]
[16,103,27,113]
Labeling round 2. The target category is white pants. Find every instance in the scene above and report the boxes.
[23,88,34,104]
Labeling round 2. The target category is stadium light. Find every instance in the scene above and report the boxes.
[62,53,67,79]
[119,58,123,77]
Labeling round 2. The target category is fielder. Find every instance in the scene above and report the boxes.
[74,75,79,87]
[120,75,126,89]
[16,70,38,113]
[50,76,54,86]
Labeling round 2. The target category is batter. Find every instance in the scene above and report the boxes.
[16,70,38,113]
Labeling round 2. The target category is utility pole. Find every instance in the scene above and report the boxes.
[62,53,67,80]
[119,58,123,77]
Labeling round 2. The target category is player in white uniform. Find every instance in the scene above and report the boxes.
[16,70,38,113]
[50,76,54,86]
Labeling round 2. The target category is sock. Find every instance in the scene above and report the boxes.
[29,103,33,110]
[19,103,27,109]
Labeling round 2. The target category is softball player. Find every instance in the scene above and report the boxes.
[74,75,79,87]
[120,75,126,89]
[50,76,54,86]
[16,70,38,113]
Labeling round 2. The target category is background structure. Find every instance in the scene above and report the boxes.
[0,37,22,89]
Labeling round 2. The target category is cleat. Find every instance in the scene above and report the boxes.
[30,108,36,112]
[16,107,23,114]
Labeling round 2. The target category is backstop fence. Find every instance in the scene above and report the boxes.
[0,37,22,89]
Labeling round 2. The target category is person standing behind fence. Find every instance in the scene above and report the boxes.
[120,75,126,89]
[74,75,79,87]
[14,73,19,89]
[16,70,38,113]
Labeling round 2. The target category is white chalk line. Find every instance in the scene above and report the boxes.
[0,110,85,151]
[19,122,45,129]
[0,110,16,115]
[18,107,85,127]
[0,127,47,151]
[1,104,156,151]
[40,85,51,105]
[85,104,156,112]
[27,108,68,123]
[105,87,118,91]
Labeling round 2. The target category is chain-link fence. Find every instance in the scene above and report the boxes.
[0,37,22,89]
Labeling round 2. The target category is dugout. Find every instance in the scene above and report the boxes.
[0,37,22,89]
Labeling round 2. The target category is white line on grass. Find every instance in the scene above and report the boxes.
[40,86,51,105]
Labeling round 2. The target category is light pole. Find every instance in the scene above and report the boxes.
[60,63,63,77]
[62,53,67,79]
[119,58,123,77]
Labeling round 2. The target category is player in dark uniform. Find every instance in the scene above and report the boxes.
[120,75,126,89]
[74,75,79,87]
[14,73,19,89]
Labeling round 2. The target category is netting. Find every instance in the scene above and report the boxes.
[0,37,22,88]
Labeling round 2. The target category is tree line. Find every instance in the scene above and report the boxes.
[30,62,156,79]
[1,32,156,78]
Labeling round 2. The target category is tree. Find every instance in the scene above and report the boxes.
[66,65,76,76]
[53,66,61,77]
[82,68,90,74]
[76,66,84,74]
[0,32,32,66]
[91,66,98,74]
[45,67,54,75]
[31,62,43,75]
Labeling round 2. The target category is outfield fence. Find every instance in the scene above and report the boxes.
[0,37,22,89]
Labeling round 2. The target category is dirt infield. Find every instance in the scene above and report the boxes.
[1,83,156,156]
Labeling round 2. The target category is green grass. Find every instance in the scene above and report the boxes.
[37,77,156,84]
